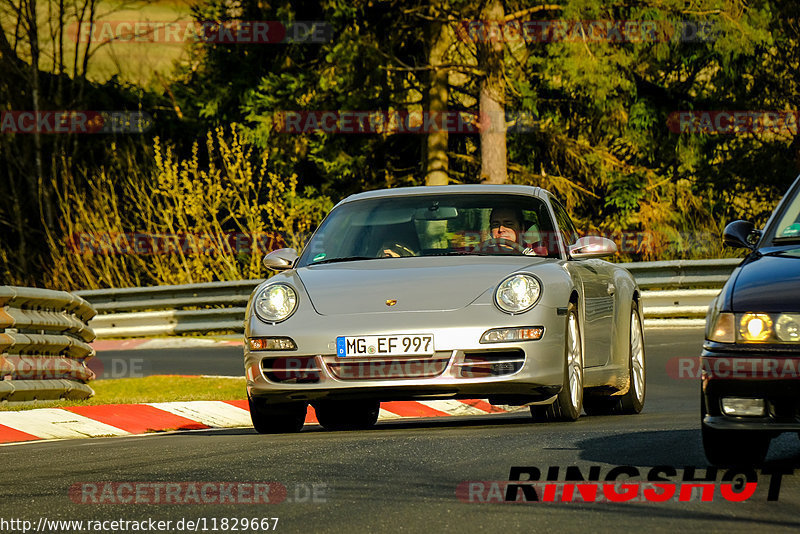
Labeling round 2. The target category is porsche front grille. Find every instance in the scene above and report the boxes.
[323,354,450,380]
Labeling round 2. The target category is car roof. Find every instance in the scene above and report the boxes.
[339,184,547,205]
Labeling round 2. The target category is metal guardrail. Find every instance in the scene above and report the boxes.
[619,258,741,289]
[77,280,261,313]
[0,286,97,403]
[75,258,742,338]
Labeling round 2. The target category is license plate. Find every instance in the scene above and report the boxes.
[336,334,434,357]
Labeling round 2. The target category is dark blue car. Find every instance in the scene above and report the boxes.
[702,174,800,464]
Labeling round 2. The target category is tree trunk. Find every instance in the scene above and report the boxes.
[477,0,507,184]
[425,5,450,186]
[26,0,53,231]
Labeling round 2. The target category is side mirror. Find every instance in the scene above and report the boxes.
[263,248,298,271]
[568,236,618,259]
[723,220,760,250]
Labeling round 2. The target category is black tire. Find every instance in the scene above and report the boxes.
[531,302,583,422]
[248,395,307,434]
[584,300,646,416]
[314,400,380,431]
[701,394,770,465]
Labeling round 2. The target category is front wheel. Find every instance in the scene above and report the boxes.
[314,400,380,431]
[584,300,646,416]
[248,395,307,434]
[531,302,583,422]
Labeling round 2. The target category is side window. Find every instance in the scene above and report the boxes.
[550,198,580,246]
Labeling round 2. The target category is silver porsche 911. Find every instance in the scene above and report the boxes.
[244,185,645,432]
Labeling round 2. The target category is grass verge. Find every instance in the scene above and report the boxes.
[0,375,247,411]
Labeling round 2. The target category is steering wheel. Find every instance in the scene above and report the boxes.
[474,238,527,254]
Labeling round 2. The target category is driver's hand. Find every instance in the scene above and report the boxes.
[381,243,416,257]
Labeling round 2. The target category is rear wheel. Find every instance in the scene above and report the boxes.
[584,301,646,415]
[531,302,583,422]
[314,400,380,431]
[248,395,307,434]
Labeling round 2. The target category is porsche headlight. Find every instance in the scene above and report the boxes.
[495,274,541,314]
[254,284,298,323]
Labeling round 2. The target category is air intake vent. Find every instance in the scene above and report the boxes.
[262,357,321,384]
[456,350,525,378]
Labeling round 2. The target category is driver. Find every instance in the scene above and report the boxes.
[490,207,525,243]
[488,207,537,255]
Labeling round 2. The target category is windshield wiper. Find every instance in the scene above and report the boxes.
[312,256,376,265]
[771,236,800,244]
[423,250,497,256]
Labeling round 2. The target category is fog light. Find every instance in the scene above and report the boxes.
[249,337,297,351]
[721,397,765,417]
[491,362,516,375]
[481,327,544,343]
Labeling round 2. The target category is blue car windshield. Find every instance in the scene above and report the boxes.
[770,185,800,244]
[296,193,559,267]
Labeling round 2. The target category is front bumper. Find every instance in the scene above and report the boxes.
[701,347,800,431]
[245,302,567,404]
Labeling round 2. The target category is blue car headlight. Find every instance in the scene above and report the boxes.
[254,283,298,323]
[494,274,541,314]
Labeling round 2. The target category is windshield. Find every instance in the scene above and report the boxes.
[767,183,800,244]
[296,193,558,267]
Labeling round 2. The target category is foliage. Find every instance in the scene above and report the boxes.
[45,126,331,289]
[3,0,800,288]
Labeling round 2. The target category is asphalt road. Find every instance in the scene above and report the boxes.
[90,346,244,379]
[3,327,800,534]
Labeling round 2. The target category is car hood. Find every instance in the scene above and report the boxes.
[297,256,549,315]
[732,249,800,312]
